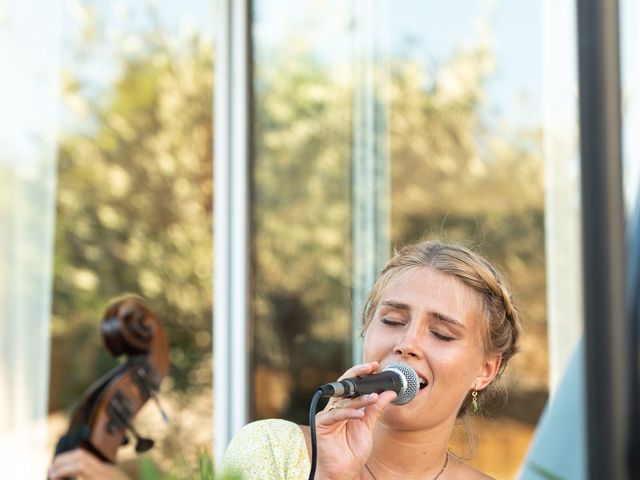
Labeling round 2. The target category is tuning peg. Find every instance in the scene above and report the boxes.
[135,436,155,453]
[121,416,155,453]
[120,416,155,453]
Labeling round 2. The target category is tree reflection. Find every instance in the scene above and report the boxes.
[51,9,214,473]
[253,23,547,479]
[52,4,546,476]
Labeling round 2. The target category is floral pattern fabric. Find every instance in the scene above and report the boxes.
[219,419,310,479]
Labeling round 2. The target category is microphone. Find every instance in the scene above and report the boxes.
[318,362,419,405]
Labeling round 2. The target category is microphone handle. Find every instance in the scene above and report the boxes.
[319,371,403,398]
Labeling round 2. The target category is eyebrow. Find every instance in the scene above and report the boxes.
[380,300,466,330]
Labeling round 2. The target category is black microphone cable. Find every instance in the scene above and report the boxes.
[307,388,323,480]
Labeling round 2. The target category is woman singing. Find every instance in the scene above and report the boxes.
[220,240,521,480]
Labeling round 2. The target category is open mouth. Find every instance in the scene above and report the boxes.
[418,376,429,390]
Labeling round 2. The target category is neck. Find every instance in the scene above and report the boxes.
[367,419,454,479]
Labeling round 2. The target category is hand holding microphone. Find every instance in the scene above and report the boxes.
[309,362,419,480]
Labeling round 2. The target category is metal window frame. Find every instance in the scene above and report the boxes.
[576,0,636,477]
[213,0,251,464]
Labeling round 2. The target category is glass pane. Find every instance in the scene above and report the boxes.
[0,1,60,476]
[251,0,354,422]
[621,0,640,213]
[251,2,566,478]
[49,1,215,477]
[388,2,546,478]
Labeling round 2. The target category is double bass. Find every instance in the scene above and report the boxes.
[53,296,169,467]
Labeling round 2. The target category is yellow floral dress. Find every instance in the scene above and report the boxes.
[218,419,310,479]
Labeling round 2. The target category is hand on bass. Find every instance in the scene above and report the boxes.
[48,449,129,480]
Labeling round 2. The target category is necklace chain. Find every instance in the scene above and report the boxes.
[364,452,449,480]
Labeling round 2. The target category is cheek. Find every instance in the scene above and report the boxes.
[434,346,483,381]
[362,332,378,362]
[362,325,393,361]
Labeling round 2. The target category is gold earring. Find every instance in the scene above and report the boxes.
[471,390,479,413]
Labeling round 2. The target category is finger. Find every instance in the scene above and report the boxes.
[49,450,84,478]
[325,393,379,412]
[336,361,380,382]
[362,390,398,429]
[49,457,82,479]
[318,393,380,426]
[318,404,366,425]
[48,449,105,479]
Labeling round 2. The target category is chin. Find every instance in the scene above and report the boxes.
[380,401,427,429]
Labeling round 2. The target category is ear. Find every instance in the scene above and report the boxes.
[473,354,502,390]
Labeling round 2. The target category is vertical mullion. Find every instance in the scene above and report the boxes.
[214,0,250,464]
[576,0,630,478]
[213,0,231,464]
[230,0,250,442]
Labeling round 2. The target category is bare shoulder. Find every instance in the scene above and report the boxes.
[448,454,496,480]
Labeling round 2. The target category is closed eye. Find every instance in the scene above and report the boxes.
[432,331,455,341]
[381,318,404,327]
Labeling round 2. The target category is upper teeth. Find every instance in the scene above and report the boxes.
[419,377,427,385]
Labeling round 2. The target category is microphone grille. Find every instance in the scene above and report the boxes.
[383,362,419,405]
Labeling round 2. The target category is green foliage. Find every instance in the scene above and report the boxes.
[51,28,215,408]
[196,450,214,480]
[139,456,163,480]
[138,450,242,480]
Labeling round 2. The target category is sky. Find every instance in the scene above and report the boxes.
[254,0,543,128]
[389,0,542,125]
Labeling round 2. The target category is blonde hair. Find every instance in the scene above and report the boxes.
[361,240,521,417]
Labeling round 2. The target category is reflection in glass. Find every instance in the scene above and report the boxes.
[0,1,60,476]
[621,0,640,211]
[252,1,548,477]
[49,1,215,476]
[252,0,353,422]
[388,2,546,477]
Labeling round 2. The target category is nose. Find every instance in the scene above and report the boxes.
[393,326,423,359]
